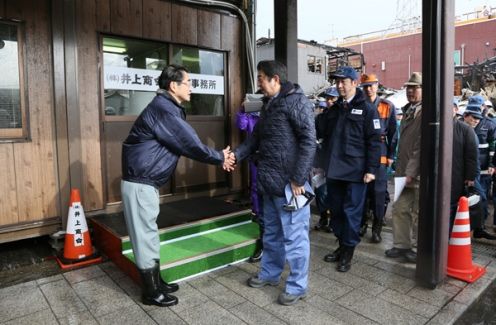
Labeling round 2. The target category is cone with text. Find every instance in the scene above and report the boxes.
[447,196,485,283]
[56,189,102,269]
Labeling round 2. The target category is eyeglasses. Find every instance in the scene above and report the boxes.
[176,80,191,87]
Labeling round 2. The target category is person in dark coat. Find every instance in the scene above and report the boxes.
[318,66,382,273]
[450,104,478,231]
[121,64,234,307]
[233,60,316,306]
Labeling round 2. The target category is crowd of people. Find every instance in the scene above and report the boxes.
[119,60,496,308]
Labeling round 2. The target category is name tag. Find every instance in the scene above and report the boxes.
[351,109,363,115]
[373,119,381,129]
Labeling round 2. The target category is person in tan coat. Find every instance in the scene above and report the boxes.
[385,72,422,263]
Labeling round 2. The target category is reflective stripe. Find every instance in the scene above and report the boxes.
[479,143,489,148]
[455,211,470,220]
[480,170,490,175]
[449,237,471,246]
[452,224,470,232]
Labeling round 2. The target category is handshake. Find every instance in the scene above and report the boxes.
[222,146,237,172]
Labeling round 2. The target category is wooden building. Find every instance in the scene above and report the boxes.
[0,0,250,243]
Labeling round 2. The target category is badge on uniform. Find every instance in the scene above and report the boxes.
[351,109,363,115]
[373,119,381,129]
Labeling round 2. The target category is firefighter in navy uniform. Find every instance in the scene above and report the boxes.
[464,95,496,240]
[318,66,382,272]
[358,74,397,243]
[474,94,496,230]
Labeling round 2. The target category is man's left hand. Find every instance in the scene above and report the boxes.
[291,181,305,196]
[363,173,375,183]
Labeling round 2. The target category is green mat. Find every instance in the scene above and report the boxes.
[123,221,259,281]
[121,212,252,251]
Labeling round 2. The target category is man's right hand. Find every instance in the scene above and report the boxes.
[222,146,236,172]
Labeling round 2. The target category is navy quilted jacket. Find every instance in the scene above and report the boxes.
[234,82,316,197]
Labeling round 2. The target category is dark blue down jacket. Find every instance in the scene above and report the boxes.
[122,92,224,188]
[234,82,316,197]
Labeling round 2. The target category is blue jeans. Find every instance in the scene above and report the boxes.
[259,195,310,295]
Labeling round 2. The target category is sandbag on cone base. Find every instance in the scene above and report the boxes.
[447,196,485,283]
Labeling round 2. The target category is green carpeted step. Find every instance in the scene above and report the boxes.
[123,221,259,282]
[121,211,252,251]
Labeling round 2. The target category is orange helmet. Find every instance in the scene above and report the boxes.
[360,73,379,86]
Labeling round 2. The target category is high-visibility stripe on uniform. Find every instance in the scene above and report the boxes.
[377,101,391,119]
[479,143,489,148]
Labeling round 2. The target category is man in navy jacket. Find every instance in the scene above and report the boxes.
[233,60,316,306]
[121,64,234,307]
[318,66,381,272]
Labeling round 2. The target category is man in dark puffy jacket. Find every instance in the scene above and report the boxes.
[233,60,316,306]
[121,64,234,307]
[318,66,382,273]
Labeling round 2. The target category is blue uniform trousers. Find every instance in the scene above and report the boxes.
[365,165,388,222]
[258,195,310,296]
[327,179,367,247]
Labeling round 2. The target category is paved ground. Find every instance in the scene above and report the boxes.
[1,214,495,325]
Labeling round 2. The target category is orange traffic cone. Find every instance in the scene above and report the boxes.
[447,196,485,283]
[56,189,102,269]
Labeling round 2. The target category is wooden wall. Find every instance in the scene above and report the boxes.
[75,0,244,208]
[0,0,59,229]
[0,0,245,237]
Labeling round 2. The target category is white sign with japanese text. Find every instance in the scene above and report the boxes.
[104,66,224,95]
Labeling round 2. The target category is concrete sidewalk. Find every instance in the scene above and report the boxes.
[1,217,495,325]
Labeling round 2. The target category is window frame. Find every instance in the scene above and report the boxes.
[100,34,227,121]
[0,20,30,140]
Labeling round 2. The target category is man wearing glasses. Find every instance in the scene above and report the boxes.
[121,64,235,307]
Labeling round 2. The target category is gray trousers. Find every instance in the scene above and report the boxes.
[121,180,160,269]
[392,183,419,250]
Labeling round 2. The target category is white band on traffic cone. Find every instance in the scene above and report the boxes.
[449,237,471,246]
[452,224,470,232]
[454,211,469,220]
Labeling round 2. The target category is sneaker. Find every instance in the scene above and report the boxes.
[247,276,279,288]
[278,292,307,306]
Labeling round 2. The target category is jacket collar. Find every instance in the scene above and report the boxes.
[262,81,298,103]
[157,89,187,119]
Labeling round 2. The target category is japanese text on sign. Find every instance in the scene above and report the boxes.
[104,66,224,95]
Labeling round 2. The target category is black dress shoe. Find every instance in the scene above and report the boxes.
[473,229,496,240]
[370,232,382,243]
[385,247,409,258]
[337,246,355,272]
[404,250,417,263]
[324,246,343,263]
